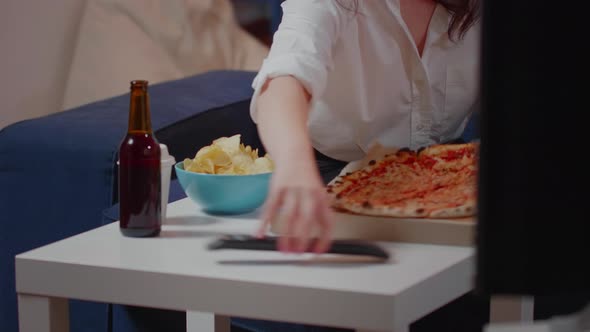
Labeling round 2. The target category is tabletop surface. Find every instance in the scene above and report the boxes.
[16,198,475,330]
[17,198,473,295]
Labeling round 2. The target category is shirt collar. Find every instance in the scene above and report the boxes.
[429,4,452,42]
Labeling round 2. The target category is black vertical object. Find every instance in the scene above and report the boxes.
[476,0,590,297]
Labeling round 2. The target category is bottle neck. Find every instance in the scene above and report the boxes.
[128,88,153,134]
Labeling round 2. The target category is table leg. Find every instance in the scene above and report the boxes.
[490,296,534,323]
[186,311,230,332]
[17,294,69,332]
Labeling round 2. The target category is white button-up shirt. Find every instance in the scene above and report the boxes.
[250,0,480,162]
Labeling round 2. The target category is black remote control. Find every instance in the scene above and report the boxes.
[207,235,390,260]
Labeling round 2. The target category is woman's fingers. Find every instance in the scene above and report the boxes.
[260,185,334,254]
[257,187,285,238]
[313,191,334,254]
[278,188,300,252]
[288,188,334,254]
[293,189,316,253]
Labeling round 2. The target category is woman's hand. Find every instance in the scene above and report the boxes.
[254,75,333,253]
[256,160,334,254]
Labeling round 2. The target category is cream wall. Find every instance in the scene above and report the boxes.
[0,0,86,130]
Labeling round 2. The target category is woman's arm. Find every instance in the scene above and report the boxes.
[255,76,333,253]
[257,76,313,174]
[249,1,349,253]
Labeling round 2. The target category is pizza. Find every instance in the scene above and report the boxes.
[327,142,478,219]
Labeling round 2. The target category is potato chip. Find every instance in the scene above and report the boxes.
[184,134,274,175]
[250,157,274,174]
[197,146,232,167]
[212,135,241,155]
[186,156,215,174]
[234,153,255,173]
[216,164,236,175]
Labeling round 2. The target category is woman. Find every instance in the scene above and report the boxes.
[252,0,481,255]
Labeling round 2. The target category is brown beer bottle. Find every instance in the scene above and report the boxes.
[118,80,162,237]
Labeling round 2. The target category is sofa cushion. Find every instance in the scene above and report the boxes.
[62,0,268,110]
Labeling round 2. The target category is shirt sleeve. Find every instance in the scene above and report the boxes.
[249,0,348,123]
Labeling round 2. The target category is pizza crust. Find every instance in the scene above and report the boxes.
[428,197,477,218]
[418,142,476,157]
[333,199,430,218]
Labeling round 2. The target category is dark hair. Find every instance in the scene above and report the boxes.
[336,0,480,41]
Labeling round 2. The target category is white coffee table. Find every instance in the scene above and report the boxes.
[16,198,476,332]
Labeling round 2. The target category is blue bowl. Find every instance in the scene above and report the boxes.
[175,162,271,215]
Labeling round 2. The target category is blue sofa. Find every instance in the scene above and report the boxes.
[0,70,265,332]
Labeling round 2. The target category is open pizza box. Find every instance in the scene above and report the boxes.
[271,143,476,247]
